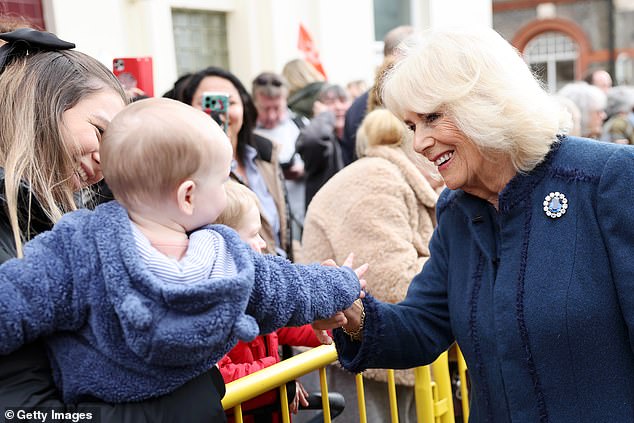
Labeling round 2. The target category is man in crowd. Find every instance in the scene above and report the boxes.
[252,72,309,239]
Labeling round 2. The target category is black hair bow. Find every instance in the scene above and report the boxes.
[0,28,75,74]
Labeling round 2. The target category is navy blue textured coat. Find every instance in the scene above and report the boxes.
[335,137,634,422]
[0,201,360,403]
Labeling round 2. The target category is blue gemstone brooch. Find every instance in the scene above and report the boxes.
[543,192,568,218]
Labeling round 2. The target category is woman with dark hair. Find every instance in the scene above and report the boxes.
[172,66,293,259]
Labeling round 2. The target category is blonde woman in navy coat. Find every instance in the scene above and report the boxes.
[316,26,634,422]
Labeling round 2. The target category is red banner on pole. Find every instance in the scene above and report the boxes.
[298,23,327,79]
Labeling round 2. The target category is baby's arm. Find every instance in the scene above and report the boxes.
[0,230,81,354]
[246,251,361,334]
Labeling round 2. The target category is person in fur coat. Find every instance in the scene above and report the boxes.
[0,99,364,411]
[300,108,439,422]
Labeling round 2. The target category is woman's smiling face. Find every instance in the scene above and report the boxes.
[61,88,126,190]
[403,110,486,192]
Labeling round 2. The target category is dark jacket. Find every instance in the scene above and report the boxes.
[341,90,369,165]
[335,137,634,422]
[0,171,226,422]
[296,111,345,210]
[287,81,325,120]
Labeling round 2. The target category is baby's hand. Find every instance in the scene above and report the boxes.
[322,252,368,298]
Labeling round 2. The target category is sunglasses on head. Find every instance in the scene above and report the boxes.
[254,74,283,87]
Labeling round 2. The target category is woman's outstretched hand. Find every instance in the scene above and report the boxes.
[312,253,368,344]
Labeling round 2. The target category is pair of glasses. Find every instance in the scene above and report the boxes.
[254,75,283,87]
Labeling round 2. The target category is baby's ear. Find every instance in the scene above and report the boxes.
[175,179,196,215]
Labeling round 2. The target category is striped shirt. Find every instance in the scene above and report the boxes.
[131,223,237,284]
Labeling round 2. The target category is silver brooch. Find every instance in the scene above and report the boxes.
[543,192,568,218]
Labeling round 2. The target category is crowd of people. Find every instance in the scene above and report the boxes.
[557,69,634,144]
[1,13,634,423]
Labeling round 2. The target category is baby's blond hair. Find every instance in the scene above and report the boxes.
[214,180,261,231]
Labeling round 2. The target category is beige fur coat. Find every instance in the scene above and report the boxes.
[299,144,438,385]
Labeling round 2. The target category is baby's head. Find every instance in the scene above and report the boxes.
[214,180,267,253]
[101,97,233,230]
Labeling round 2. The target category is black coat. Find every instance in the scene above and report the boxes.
[341,90,369,166]
[296,111,344,210]
[0,170,226,422]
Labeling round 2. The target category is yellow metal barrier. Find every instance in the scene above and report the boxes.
[355,373,367,423]
[457,347,470,422]
[430,350,455,423]
[222,343,469,423]
[222,344,338,420]
[387,369,398,422]
[318,366,333,422]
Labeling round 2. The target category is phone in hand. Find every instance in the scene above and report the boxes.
[202,92,230,133]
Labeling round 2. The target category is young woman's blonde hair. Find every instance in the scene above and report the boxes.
[282,58,326,96]
[355,108,437,180]
[0,49,126,256]
[355,109,405,158]
[101,98,220,209]
[381,26,571,173]
[214,180,261,231]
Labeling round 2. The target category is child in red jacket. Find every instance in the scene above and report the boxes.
[215,181,327,422]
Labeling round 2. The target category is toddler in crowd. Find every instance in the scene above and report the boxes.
[216,180,328,422]
[0,98,363,407]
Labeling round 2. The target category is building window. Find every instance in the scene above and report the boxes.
[373,0,411,42]
[372,0,413,66]
[523,31,578,93]
[1,0,45,30]
[172,9,229,77]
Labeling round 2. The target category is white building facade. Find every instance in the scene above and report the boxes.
[39,0,491,96]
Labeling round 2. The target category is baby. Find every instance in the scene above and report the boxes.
[0,98,363,407]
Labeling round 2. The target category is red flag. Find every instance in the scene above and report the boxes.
[298,23,327,79]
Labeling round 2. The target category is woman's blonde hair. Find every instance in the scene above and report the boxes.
[355,109,405,158]
[381,26,571,173]
[355,108,436,179]
[282,58,326,96]
[214,180,260,231]
[0,49,126,256]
